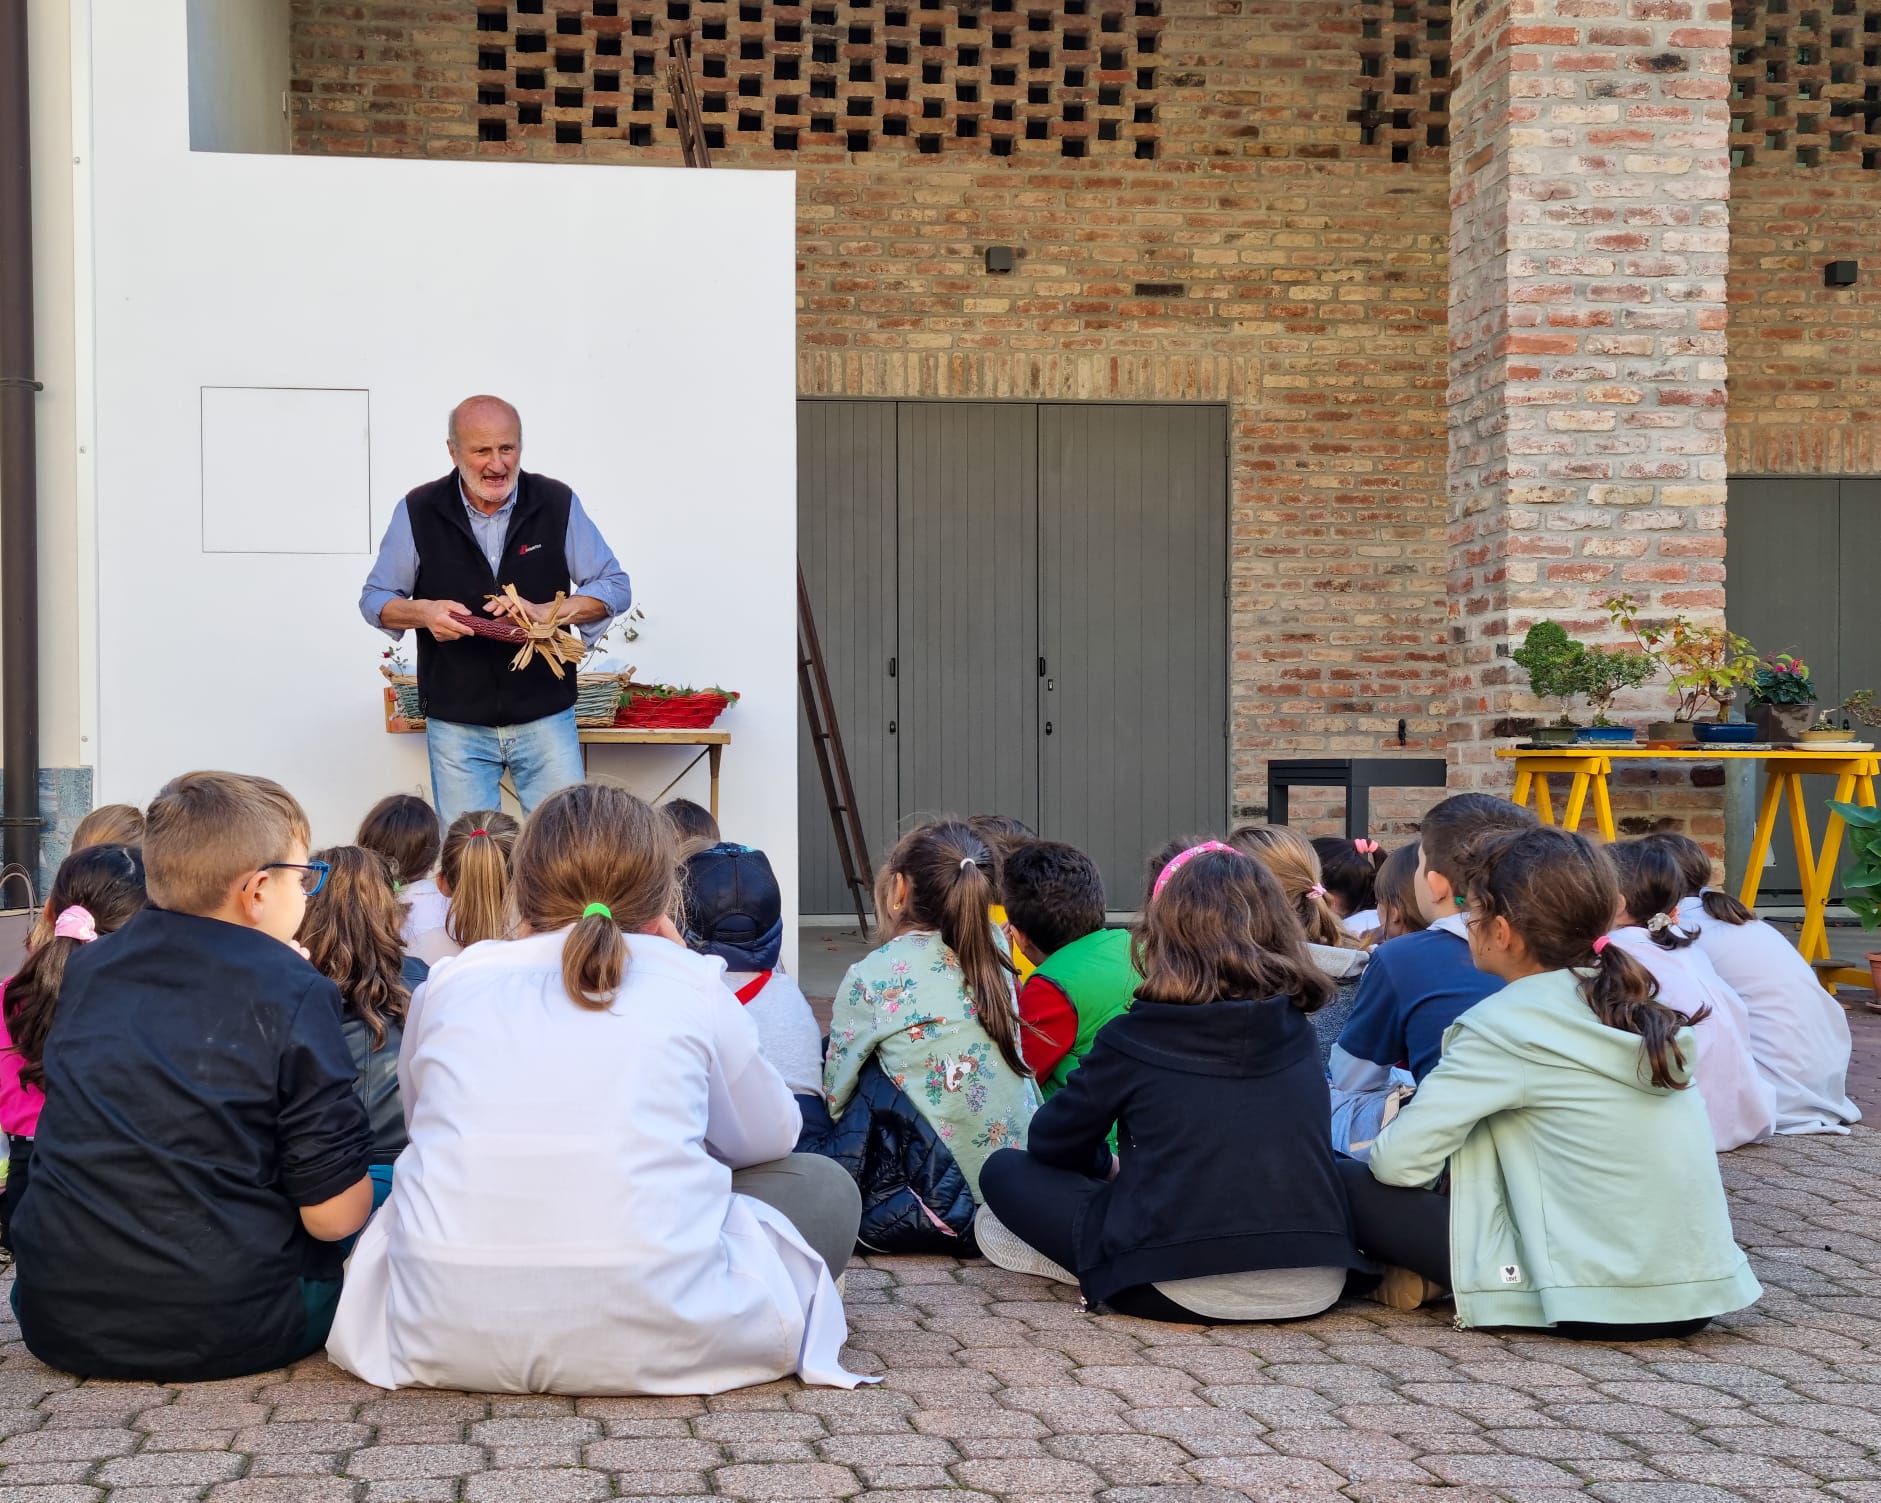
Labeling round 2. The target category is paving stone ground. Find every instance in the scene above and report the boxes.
[1,1127,1879,1503]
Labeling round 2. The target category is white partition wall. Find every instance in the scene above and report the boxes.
[82,1,800,961]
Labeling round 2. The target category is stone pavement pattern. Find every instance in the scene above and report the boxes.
[2,1133,1880,1502]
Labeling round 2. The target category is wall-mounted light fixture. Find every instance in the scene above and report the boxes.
[1825,260,1859,287]
[984,246,1015,274]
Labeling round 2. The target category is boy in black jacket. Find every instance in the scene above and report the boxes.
[13,771,374,1382]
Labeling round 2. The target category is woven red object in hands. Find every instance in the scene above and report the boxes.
[451,612,529,645]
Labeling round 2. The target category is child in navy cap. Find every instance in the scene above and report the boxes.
[683,843,825,1121]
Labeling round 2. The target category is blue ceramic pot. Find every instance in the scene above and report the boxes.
[1693,722,1758,745]
[1576,726,1637,744]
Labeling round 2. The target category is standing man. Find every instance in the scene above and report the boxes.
[361,396,632,823]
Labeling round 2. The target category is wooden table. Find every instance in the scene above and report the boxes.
[385,691,730,820]
[1496,746,1879,987]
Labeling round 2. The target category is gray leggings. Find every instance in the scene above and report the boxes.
[731,1152,861,1276]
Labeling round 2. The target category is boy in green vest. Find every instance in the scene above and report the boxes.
[1003,841,1142,1096]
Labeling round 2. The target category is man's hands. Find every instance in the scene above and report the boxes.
[378,597,474,641]
[484,593,611,628]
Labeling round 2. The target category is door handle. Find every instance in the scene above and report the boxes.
[888,719,897,735]
[1044,721,1054,736]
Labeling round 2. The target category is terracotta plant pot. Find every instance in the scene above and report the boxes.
[1647,720,1696,745]
[1750,702,1816,744]
[1869,952,1881,1000]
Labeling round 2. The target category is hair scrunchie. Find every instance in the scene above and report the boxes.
[53,905,98,943]
[582,902,613,921]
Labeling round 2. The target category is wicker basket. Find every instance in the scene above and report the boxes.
[381,665,424,725]
[615,685,740,729]
[575,672,634,727]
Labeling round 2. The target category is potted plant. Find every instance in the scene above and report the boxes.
[1747,653,1818,744]
[1511,621,1586,745]
[1606,595,1758,743]
[1576,645,1654,743]
[1802,690,1879,745]
[1826,796,1881,996]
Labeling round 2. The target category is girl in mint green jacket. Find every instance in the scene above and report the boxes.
[1341,826,1762,1337]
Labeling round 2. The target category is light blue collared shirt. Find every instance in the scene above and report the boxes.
[360,475,632,647]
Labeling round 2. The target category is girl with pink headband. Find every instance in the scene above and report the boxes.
[0,843,147,1250]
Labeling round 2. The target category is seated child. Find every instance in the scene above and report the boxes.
[1342,827,1763,1335]
[12,772,373,1381]
[300,846,427,1178]
[1604,839,1775,1152]
[1649,832,1859,1135]
[682,841,825,1113]
[662,797,721,851]
[808,820,1034,1251]
[327,784,866,1395]
[0,844,146,1250]
[976,842,1366,1322]
[405,809,518,966]
[1312,836,1386,938]
[970,812,1039,982]
[1372,841,1428,942]
[1328,794,1535,1158]
[356,793,445,950]
[1229,825,1368,1064]
[1003,839,1140,1095]
[25,802,145,954]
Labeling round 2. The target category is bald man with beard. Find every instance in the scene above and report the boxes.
[361,396,632,822]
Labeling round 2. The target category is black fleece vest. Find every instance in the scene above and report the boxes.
[406,470,577,727]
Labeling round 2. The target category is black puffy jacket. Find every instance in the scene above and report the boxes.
[798,1057,979,1256]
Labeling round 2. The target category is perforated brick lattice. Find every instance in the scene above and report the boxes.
[475,0,1166,159]
[1348,1,1451,163]
[1730,0,1881,168]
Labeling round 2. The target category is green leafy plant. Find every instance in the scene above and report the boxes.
[1579,646,1656,728]
[1511,621,1587,727]
[1827,798,1881,929]
[1819,690,1881,730]
[1605,594,1758,722]
[1749,653,1817,708]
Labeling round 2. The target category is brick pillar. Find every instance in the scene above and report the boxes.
[1446,1,1733,790]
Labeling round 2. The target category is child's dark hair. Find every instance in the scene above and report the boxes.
[662,798,721,849]
[1419,793,1537,888]
[300,846,412,1049]
[1645,831,1754,925]
[967,813,1033,901]
[1374,841,1428,938]
[1310,836,1385,919]
[6,845,146,1091]
[1135,846,1334,1013]
[877,820,1025,1075]
[356,794,442,888]
[1607,839,1698,951]
[1464,827,1705,1090]
[1002,840,1106,957]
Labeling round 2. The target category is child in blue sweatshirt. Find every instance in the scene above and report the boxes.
[1329,794,1536,1157]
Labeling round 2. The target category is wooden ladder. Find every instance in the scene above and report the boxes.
[797,564,874,934]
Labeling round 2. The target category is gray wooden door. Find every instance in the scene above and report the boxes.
[796,401,899,916]
[1039,404,1229,908]
[895,403,1041,831]
[1727,477,1881,894]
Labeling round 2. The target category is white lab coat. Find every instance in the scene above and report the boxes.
[326,929,867,1395]
[1681,898,1859,1135]
[1605,927,1777,1152]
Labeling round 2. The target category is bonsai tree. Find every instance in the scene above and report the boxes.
[1511,621,1588,728]
[1826,798,1881,929]
[1816,690,1881,731]
[1578,646,1655,728]
[1749,652,1817,711]
[1606,595,1757,722]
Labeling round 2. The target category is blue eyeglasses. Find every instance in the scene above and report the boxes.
[254,860,331,897]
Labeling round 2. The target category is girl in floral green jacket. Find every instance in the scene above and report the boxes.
[823,821,1036,1199]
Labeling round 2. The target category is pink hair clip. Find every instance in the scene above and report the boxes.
[1591,934,1610,956]
[1152,841,1237,902]
[1307,883,1329,900]
[1354,838,1380,855]
[53,905,98,943]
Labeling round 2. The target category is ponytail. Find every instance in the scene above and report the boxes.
[441,810,520,948]
[561,906,626,1012]
[1700,889,1755,925]
[1228,824,1359,950]
[877,821,1026,1076]
[1584,940,1706,1091]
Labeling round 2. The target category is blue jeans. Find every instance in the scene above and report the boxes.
[426,707,584,826]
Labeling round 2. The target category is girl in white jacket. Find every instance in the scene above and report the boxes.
[1604,840,1775,1152]
[327,784,868,1396]
[1647,833,1858,1135]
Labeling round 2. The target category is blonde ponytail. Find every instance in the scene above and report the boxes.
[441,810,520,947]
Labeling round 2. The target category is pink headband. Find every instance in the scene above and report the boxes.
[53,905,98,943]
[1354,839,1379,855]
[1152,841,1237,902]
[1591,935,1610,956]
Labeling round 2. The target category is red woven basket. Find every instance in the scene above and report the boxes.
[614,686,739,729]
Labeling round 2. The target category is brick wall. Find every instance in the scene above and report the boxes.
[291,0,1455,833]
[1728,161,1881,477]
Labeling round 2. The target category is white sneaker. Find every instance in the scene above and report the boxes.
[974,1206,1078,1285]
